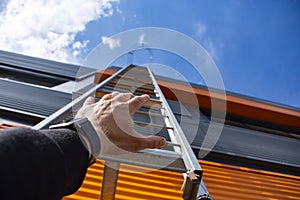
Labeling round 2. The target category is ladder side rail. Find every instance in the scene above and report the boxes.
[147,67,202,175]
[33,66,129,130]
[147,67,202,200]
[100,161,120,199]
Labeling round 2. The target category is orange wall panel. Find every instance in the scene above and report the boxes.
[63,160,184,200]
[64,159,300,200]
[200,160,300,200]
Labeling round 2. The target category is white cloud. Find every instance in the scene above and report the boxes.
[204,38,217,60]
[195,21,217,60]
[101,36,120,49]
[138,34,147,47]
[196,22,207,37]
[0,0,119,64]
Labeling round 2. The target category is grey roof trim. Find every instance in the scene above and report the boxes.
[0,106,46,119]
[0,50,95,80]
[193,119,300,168]
[0,79,72,118]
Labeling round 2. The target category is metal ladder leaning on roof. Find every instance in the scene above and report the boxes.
[33,65,203,200]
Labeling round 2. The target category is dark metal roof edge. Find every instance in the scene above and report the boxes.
[0,78,72,120]
[0,78,72,95]
[0,50,95,80]
[192,146,300,169]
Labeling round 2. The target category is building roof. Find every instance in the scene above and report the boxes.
[0,79,72,125]
[0,50,95,81]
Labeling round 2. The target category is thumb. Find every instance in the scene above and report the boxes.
[83,96,94,106]
[141,136,167,149]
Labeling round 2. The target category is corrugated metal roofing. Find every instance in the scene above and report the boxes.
[0,50,95,80]
[199,121,300,168]
[63,159,300,200]
[0,79,72,119]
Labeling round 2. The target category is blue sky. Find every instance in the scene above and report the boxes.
[0,0,299,108]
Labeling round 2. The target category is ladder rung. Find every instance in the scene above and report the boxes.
[98,87,157,99]
[110,79,155,90]
[141,103,163,110]
[154,128,171,141]
[134,120,173,130]
[116,75,152,85]
[138,106,161,112]
[107,81,155,91]
[120,71,152,81]
[133,114,165,126]
[106,82,156,95]
[125,65,149,73]
[146,98,162,106]
[134,124,168,137]
[123,67,152,77]
[96,90,162,108]
[140,105,163,112]
[135,110,168,118]
[98,148,186,173]
[140,98,163,108]
[166,141,182,148]
[164,142,182,154]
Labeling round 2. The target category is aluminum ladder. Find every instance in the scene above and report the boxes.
[33,65,202,200]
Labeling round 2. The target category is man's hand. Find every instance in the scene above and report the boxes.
[75,92,167,155]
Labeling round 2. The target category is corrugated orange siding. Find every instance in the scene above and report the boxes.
[200,160,300,200]
[63,160,184,200]
[0,121,28,129]
[64,160,300,200]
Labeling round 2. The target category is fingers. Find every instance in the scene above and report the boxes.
[83,96,94,106]
[128,94,150,115]
[101,93,114,101]
[101,91,130,102]
[138,135,167,150]
[123,132,167,152]
[102,92,147,106]
[113,92,134,102]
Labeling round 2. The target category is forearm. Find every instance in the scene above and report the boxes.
[0,127,89,200]
[41,128,90,195]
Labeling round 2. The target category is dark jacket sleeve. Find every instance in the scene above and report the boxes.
[0,127,90,200]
